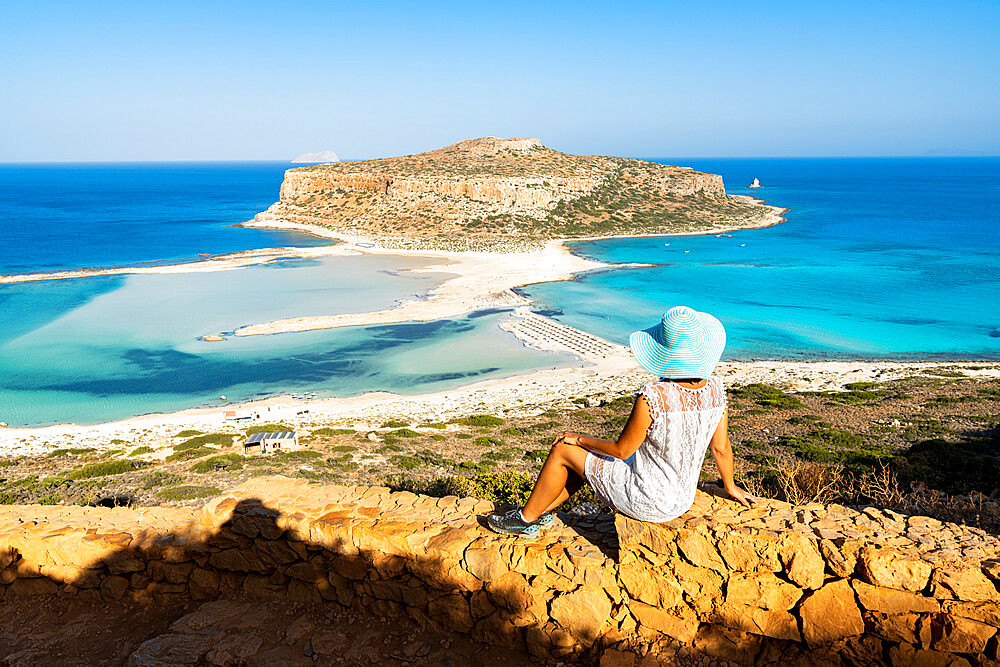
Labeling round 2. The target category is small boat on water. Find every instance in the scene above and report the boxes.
[748,178,762,188]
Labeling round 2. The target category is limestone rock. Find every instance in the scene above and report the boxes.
[128,634,215,665]
[725,572,803,610]
[852,580,939,614]
[676,529,726,571]
[930,566,998,601]
[859,545,933,591]
[712,601,801,641]
[550,587,611,643]
[931,614,997,654]
[799,580,865,645]
[628,601,699,643]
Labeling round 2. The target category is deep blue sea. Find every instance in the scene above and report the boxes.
[0,158,997,426]
[0,162,328,274]
[524,158,1000,360]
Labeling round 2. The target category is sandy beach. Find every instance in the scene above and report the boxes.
[2,355,997,458]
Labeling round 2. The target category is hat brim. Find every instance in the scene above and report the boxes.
[628,312,726,379]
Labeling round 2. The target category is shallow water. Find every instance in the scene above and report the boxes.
[522,158,1000,360]
[0,256,572,426]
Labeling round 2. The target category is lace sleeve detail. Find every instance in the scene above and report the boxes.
[635,383,665,422]
[709,376,727,410]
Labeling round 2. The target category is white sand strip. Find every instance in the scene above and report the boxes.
[2,360,997,457]
[210,241,610,338]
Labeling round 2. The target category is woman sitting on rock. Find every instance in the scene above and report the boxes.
[488,306,757,537]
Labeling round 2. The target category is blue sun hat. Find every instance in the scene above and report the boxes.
[628,306,726,379]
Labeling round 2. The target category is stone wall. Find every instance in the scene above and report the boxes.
[1,477,998,664]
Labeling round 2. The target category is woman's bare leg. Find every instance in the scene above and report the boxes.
[538,476,583,515]
[521,441,589,522]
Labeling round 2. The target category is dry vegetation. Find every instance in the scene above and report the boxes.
[2,369,998,532]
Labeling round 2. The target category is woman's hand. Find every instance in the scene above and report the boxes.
[725,484,758,508]
[554,431,581,446]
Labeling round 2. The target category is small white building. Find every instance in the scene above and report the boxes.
[244,431,298,454]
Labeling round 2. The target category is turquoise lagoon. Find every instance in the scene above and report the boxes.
[522,158,1000,360]
[0,256,573,427]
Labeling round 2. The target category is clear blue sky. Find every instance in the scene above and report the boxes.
[2,1,998,161]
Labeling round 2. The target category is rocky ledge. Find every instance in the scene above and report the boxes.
[1,477,998,664]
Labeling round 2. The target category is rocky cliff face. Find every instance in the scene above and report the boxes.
[253,137,775,251]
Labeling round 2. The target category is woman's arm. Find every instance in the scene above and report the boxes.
[556,395,652,460]
[709,409,757,507]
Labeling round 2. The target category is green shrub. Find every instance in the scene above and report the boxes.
[0,492,17,504]
[418,422,447,429]
[47,447,96,457]
[747,453,779,467]
[777,436,836,463]
[729,384,805,410]
[923,369,965,378]
[524,449,549,462]
[173,430,202,438]
[844,382,878,391]
[431,434,446,441]
[787,415,821,426]
[474,436,504,447]
[381,419,409,428]
[384,470,531,506]
[140,472,184,489]
[414,449,456,468]
[166,446,214,462]
[274,450,322,462]
[39,476,66,489]
[175,433,233,451]
[456,434,473,440]
[387,428,422,438]
[893,437,1000,495]
[482,449,516,461]
[838,449,888,471]
[808,429,863,449]
[391,455,420,470]
[501,426,530,436]
[449,415,505,427]
[313,428,355,436]
[329,445,357,453]
[377,444,403,454]
[190,454,244,473]
[38,494,60,505]
[529,421,560,432]
[156,485,221,501]
[246,424,294,435]
[67,459,149,480]
[129,446,155,457]
[900,417,951,441]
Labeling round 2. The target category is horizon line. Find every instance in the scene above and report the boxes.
[2,154,999,165]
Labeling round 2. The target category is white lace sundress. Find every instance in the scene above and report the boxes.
[584,377,727,523]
